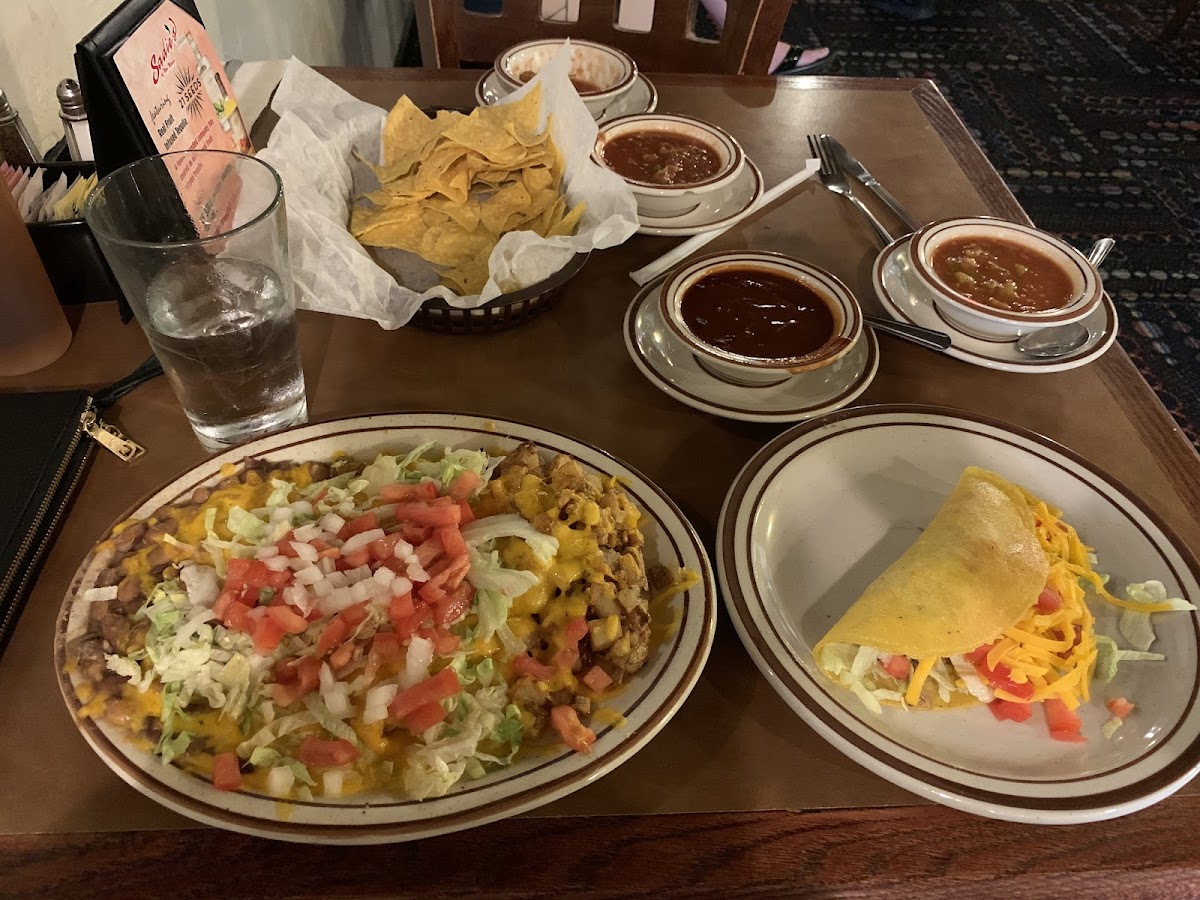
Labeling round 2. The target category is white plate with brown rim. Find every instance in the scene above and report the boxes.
[636,159,764,237]
[55,413,716,844]
[475,68,658,123]
[624,278,879,423]
[873,236,1118,374]
[717,404,1200,824]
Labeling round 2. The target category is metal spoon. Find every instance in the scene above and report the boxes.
[1015,238,1115,358]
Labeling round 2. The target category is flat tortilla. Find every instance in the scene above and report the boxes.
[815,467,1049,675]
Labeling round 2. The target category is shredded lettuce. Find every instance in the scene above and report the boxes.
[474,589,525,657]
[304,694,364,750]
[248,747,316,786]
[158,731,193,764]
[237,711,317,758]
[1102,717,1124,740]
[265,479,295,508]
[460,514,559,564]
[226,506,267,541]
[402,684,516,799]
[820,643,912,714]
[1094,634,1166,684]
[466,545,539,598]
[1118,581,1194,652]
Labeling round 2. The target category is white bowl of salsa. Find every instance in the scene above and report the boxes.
[593,113,745,218]
[659,250,863,386]
[908,217,1103,341]
[495,39,638,118]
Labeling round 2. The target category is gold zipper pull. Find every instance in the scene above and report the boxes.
[80,409,146,461]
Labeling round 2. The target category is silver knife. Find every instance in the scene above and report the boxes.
[825,135,922,234]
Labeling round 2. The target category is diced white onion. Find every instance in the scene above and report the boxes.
[291,500,314,517]
[346,565,374,585]
[325,691,351,718]
[325,571,349,588]
[267,766,294,796]
[312,579,334,598]
[293,565,324,585]
[362,705,388,724]
[365,683,399,709]
[401,636,433,688]
[342,529,386,555]
[372,567,395,588]
[270,507,293,525]
[254,546,281,560]
[317,557,336,575]
[373,503,396,521]
[393,540,414,560]
[390,576,413,598]
[319,513,346,535]
[406,561,428,583]
[319,661,336,693]
[287,557,310,571]
[292,523,322,542]
[289,541,319,563]
[322,769,346,797]
[84,586,120,603]
[284,584,316,615]
[263,555,291,572]
[351,580,376,603]
[319,585,358,615]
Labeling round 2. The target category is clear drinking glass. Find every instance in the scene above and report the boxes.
[85,150,307,451]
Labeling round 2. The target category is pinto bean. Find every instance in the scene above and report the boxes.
[190,486,211,504]
[112,522,146,554]
[95,566,125,588]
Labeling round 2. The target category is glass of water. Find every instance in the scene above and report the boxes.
[85,150,307,451]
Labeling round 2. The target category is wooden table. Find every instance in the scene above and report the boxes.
[3,70,1200,898]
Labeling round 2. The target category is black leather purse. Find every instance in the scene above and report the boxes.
[0,356,161,655]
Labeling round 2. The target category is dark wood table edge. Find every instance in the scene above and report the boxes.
[5,796,1200,898]
[8,70,1200,897]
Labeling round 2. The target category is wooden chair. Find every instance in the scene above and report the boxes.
[412,0,795,75]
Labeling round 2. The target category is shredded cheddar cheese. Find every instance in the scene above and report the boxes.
[905,656,937,706]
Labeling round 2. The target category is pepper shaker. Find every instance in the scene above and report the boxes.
[0,88,40,166]
[56,79,94,162]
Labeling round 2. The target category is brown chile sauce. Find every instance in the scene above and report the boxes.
[680,268,836,360]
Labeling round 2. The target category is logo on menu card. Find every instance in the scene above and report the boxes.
[175,66,206,118]
[150,18,179,85]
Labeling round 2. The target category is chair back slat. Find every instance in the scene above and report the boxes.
[414,0,792,75]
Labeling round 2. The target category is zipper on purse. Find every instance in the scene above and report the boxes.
[80,399,145,461]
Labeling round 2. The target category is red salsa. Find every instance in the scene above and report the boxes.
[601,130,722,186]
[680,268,836,360]
[931,237,1076,313]
[518,71,604,93]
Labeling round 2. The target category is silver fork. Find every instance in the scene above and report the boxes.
[807,134,894,248]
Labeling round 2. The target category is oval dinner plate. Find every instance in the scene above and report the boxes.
[718,404,1200,824]
[56,413,716,844]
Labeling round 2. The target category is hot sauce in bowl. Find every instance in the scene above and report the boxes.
[601,131,723,187]
[931,236,1076,313]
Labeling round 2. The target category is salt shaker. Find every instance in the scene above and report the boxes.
[0,89,40,166]
[56,79,94,162]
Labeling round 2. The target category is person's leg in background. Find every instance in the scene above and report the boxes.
[697,0,831,74]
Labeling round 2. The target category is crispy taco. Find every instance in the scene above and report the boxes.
[814,466,1188,740]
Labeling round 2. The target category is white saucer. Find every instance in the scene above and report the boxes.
[636,159,764,237]
[623,278,879,423]
[475,69,658,123]
[872,236,1118,374]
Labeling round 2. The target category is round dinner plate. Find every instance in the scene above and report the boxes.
[635,158,764,237]
[873,236,1119,374]
[475,68,658,123]
[56,413,717,844]
[718,405,1200,824]
[623,277,879,423]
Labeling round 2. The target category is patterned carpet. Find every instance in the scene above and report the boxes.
[780,0,1200,447]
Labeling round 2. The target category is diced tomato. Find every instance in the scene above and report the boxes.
[554,648,580,671]
[295,736,360,768]
[275,531,299,558]
[266,605,308,635]
[316,616,351,657]
[564,617,589,647]
[1037,587,1063,613]
[412,536,444,568]
[224,558,254,594]
[437,524,469,559]
[1106,697,1135,719]
[419,583,447,609]
[549,705,596,754]
[398,523,433,545]
[448,470,481,501]
[340,548,371,569]
[388,667,460,721]
[272,656,322,707]
[982,663,1035,700]
[880,654,911,680]
[264,568,293,590]
[370,631,402,665]
[340,603,369,627]
[403,700,450,733]
[988,699,1033,723]
[582,665,613,693]
[368,532,406,562]
[222,601,254,633]
[417,626,461,655]
[329,640,355,670]
[434,581,474,626]
[380,482,439,502]
[392,611,428,640]
[389,591,416,626]
[457,500,475,525]
[432,555,472,593]
[1044,698,1085,742]
[252,615,286,655]
[212,752,242,791]
[393,501,461,528]
[965,643,993,666]
[212,588,237,620]
[376,557,406,575]
[338,511,379,541]
[513,654,557,681]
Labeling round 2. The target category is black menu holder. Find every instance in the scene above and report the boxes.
[75,0,207,322]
